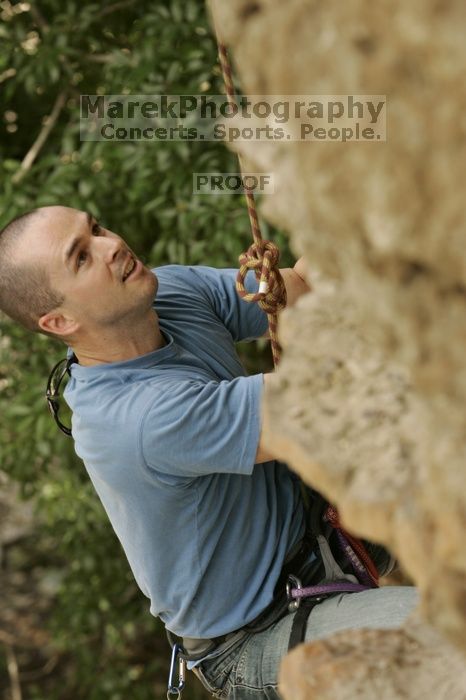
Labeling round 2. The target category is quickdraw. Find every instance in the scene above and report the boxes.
[167,644,186,700]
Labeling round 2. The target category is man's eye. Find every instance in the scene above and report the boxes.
[92,222,101,235]
[77,251,88,268]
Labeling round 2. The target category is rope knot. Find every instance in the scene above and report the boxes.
[236,238,287,316]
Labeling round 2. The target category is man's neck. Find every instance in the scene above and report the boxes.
[73,309,166,367]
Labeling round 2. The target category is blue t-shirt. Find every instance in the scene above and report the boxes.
[64,265,306,639]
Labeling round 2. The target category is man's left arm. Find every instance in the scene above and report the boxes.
[261,257,311,339]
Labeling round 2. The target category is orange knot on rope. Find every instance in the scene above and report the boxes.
[236,239,287,316]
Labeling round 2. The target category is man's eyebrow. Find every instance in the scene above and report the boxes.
[64,212,94,267]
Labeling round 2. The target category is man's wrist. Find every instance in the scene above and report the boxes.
[293,257,311,290]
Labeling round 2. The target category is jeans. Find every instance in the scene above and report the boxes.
[194,586,419,699]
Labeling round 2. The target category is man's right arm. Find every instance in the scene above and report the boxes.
[254,373,277,464]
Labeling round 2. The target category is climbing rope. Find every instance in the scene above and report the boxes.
[216,42,287,368]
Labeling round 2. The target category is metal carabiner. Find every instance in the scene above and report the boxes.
[167,643,186,700]
[286,574,302,612]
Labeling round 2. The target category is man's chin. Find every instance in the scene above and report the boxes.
[147,268,158,296]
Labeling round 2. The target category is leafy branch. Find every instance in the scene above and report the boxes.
[12,91,68,185]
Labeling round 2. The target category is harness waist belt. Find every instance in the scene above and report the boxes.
[181,628,248,659]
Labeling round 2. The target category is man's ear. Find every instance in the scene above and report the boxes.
[38,310,80,338]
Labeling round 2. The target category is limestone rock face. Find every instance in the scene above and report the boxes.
[209,0,466,695]
[279,617,466,700]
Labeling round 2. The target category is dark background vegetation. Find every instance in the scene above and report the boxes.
[0,1,293,698]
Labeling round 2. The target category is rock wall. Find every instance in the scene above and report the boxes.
[280,617,466,700]
[209,0,466,696]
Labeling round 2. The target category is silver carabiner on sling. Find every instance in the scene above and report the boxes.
[286,574,302,612]
[167,643,186,700]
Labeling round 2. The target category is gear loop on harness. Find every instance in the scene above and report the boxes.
[324,504,379,587]
[286,574,302,612]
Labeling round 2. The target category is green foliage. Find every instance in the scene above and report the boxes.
[0,1,291,697]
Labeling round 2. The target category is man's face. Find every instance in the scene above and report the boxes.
[16,205,157,334]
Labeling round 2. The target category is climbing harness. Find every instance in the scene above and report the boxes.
[284,495,381,650]
[166,489,383,678]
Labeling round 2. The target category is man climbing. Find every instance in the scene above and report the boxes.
[0,205,418,699]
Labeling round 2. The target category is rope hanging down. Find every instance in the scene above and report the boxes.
[216,42,287,368]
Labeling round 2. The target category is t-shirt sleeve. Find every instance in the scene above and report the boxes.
[140,373,264,478]
[188,266,269,342]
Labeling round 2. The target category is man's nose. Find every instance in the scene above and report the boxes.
[97,234,125,265]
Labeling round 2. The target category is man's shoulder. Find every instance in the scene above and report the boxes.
[151,263,200,282]
[152,264,237,319]
[67,373,166,462]
[152,264,233,294]
[152,264,207,301]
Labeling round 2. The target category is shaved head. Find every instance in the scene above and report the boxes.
[0,206,157,349]
[0,208,65,336]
